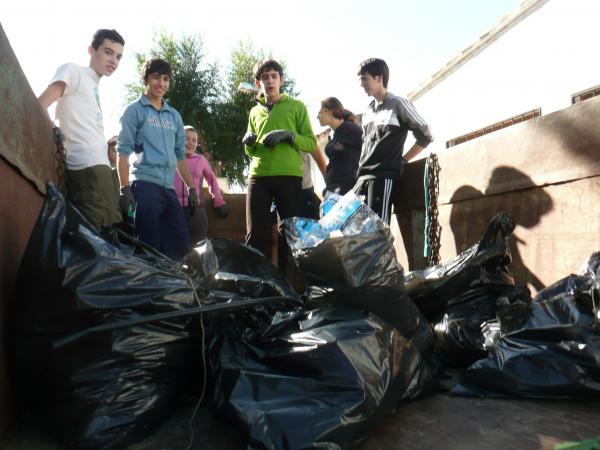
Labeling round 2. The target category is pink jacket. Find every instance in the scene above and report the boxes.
[174,153,225,207]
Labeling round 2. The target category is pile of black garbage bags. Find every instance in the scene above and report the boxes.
[9,186,434,449]
[10,185,600,449]
[405,211,600,400]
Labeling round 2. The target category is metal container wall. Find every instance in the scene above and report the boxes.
[0,23,59,438]
[393,96,600,292]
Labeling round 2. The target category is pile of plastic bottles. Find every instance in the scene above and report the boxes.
[285,191,386,253]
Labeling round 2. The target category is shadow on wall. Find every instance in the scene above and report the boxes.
[545,112,600,168]
[449,166,553,292]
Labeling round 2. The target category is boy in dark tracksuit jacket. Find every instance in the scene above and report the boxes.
[355,58,433,224]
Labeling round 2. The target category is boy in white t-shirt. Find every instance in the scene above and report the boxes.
[38,29,125,230]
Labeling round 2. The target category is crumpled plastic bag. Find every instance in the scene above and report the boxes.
[211,307,435,450]
[9,183,210,449]
[452,252,600,399]
[432,285,531,367]
[286,193,416,333]
[209,215,436,449]
[405,212,516,321]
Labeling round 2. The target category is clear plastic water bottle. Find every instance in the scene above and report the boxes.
[319,192,364,233]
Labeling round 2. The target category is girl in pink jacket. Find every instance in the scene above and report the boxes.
[174,126,228,242]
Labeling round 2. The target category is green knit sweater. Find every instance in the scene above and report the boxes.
[245,94,316,178]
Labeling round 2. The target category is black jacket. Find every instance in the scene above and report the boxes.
[358,93,433,180]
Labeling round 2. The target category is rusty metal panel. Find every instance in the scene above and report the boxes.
[0,24,57,438]
[434,96,600,205]
[205,193,247,243]
[0,24,58,194]
[396,96,600,211]
[393,158,426,212]
[392,98,600,291]
[0,161,44,438]
[437,177,600,291]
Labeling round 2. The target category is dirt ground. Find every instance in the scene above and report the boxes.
[3,393,600,450]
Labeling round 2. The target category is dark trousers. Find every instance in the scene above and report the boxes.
[246,176,301,273]
[66,165,121,230]
[131,180,191,261]
[354,178,396,225]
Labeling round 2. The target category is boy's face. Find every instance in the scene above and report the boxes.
[89,39,123,77]
[359,72,383,97]
[255,69,284,98]
[144,72,170,99]
[185,130,198,155]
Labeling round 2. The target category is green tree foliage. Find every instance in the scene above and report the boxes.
[124,34,299,187]
[125,32,221,148]
[208,41,262,186]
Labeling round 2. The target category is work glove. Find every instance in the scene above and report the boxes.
[263,130,295,147]
[119,185,135,218]
[187,187,197,216]
[242,131,257,146]
[215,203,229,218]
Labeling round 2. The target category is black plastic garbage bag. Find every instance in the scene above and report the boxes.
[209,238,300,301]
[405,212,516,320]
[211,307,435,450]
[290,225,413,330]
[9,183,209,449]
[432,285,531,367]
[285,193,418,334]
[206,238,304,345]
[210,213,435,449]
[452,252,600,399]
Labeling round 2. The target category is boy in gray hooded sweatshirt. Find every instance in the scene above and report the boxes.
[117,58,196,260]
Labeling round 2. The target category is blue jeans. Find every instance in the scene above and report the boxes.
[131,180,191,261]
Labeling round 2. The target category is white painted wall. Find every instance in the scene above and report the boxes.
[413,0,600,153]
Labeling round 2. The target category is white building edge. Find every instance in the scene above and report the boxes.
[409,0,600,153]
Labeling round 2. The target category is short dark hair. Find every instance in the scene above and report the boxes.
[253,59,284,80]
[357,58,389,88]
[141,58,172,83]
[91,29,125,50]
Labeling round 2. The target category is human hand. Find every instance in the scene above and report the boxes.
[242,131,257,146]
[263,130,294,147]
[215,203,229,218]
[187,187,197,216]
[119,185,135,218]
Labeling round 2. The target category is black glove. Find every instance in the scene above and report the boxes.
[187,187,197,216]
[215,203,229,218]
[119,185,135,218]
[242,131,257,146]
[263,130,294,147]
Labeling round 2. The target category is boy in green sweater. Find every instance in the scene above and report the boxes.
[242,59,316,273]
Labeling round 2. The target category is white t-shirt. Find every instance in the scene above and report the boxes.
[52,63,110,170]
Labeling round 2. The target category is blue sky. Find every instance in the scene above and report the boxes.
[3,0,520,136]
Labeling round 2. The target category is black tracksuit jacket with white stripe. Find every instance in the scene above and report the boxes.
[358,93,433,181]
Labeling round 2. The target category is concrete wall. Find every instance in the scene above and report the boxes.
[0,24,59,439]
[413,0,600,152]
[393,96,600,292]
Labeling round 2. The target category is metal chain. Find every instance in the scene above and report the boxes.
[53,126,67,195]
[426,153,441,266]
